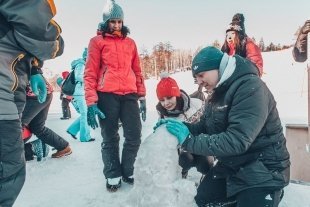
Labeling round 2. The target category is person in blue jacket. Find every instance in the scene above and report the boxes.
[0,1,64,206]
[67,48,94,142]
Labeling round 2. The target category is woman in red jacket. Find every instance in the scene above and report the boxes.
[84,0,146,192]
[221,13,264,77]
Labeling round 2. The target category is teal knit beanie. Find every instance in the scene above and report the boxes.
[102,0,124,25]
[192,46,224,76]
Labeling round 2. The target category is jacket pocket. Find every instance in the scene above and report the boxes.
[211,104,228,131]
[234,160,273,185]
[99,66,107,88]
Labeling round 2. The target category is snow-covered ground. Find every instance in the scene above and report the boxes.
[14,48,310,207]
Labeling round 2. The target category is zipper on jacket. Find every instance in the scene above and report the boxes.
[11,54,25,91]
[99,67,107,87]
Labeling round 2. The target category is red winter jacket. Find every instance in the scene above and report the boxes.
[245,37,263,77]
[84,34,146,106]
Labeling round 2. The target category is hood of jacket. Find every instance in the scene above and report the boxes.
[215,55,259,94]
[71,58,85,69]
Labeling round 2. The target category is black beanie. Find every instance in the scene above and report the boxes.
[192,46,224,76]
[226,13,246,38]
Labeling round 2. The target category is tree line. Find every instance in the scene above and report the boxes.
[139,42,194,79]
[46,33,297,87]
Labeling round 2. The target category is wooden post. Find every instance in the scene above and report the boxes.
[307,31,310,152]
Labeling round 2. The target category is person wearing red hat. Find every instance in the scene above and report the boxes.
[155,73,213,179]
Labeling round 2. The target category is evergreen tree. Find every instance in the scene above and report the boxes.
[259,38,265,52]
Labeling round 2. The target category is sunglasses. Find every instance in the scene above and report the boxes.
[109,20,123,24]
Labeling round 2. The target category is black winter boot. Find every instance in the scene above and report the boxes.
[106,178,121,192]
[122,176,134,185]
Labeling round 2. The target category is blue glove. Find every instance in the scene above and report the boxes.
[165,118,190,145]
[153,119,168,131]
[87,104,105,129]
[56,77,63,87]
[30,74,47,103]
[139,99,146,122]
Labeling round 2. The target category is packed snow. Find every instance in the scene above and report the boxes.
[14,48,310,207]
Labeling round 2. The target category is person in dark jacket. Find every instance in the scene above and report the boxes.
[0,1,64,206]
[156,47,290,207]
[59,71,72,120]
[292,20,310,62]
[23,64,72,161]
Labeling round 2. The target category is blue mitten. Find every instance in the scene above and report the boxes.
[87,104,105,129]
[153,119,168,131]
[165,118,190,144]
[30,74,47,103]
[56,77,63,87]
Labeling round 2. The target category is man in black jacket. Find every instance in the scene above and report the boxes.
[0,1,64,206]
[156,47,290,207]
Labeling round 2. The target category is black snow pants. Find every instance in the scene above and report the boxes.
[195,167,283,207]
[22,93,69,151]
[61,93,71,118]
[178,149,213,174]
[97,92,142,179]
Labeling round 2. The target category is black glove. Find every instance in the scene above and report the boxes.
[139,98,146,122]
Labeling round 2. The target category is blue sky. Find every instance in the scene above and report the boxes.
[47,0,310,73]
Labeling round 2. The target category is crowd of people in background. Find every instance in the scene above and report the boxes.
[1,0,310,206]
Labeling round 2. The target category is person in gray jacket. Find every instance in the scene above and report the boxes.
[292,19,310,62]
[0,1,64,206]
[156,47,290,207]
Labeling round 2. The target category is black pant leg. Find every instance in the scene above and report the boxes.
[237,187,283,207]
[24,143,34,161]
[178,151,195,172]
[21,94,51,126]
[194,154,213,175]
[27,94,68,150]
[0,166,26,207]
[0,120,25,207]
[119,93,142,177]
[97,92,122,179]
[62,98,71,118]
[195,167,232,206]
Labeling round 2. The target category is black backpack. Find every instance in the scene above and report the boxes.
[61,69,76,96]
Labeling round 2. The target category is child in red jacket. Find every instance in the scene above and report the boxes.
[221,13,263,77]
